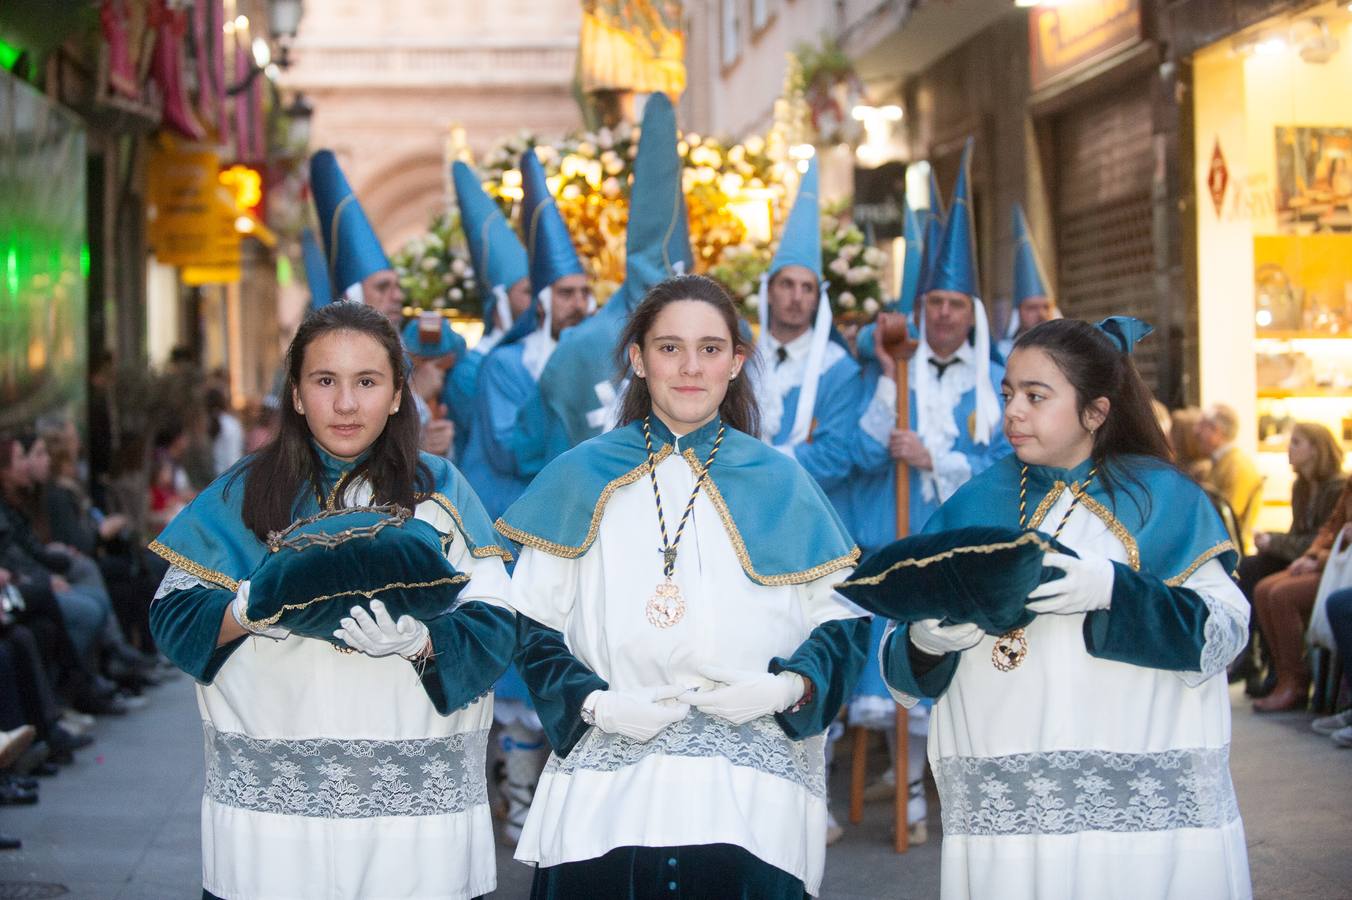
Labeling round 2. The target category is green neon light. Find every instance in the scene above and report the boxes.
[5,247,17,296]
[276,255,292,288]
[0,40,21,71]
[80,244,90,278]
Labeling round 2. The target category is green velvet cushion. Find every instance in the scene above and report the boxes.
[243,505,468,645]
[836,526,1075,635]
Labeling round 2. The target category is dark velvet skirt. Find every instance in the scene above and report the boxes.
[529,843,809,900]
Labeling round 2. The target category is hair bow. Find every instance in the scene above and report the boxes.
[1095,316,1153,354]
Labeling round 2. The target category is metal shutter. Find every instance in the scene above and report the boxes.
[1053,82,1159,389]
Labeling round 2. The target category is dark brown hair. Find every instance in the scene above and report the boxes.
[615,275,761,437]
[1014,318,1171,508]
[232,302,429,541]
[1291,421,1344,485]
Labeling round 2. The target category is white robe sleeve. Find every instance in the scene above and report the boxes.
[1176,558,1249,688]
[506,546,578,631]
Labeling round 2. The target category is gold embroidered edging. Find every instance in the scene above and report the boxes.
[428,492,514,562]
[492,446,673,559]
[147,541,240,592]
[835,532,1054,588]
[239,575,471,629]
[1025,482,1066,530]
[682,449,860,585]
[1073,491,1140,571]
[1164,541,1235,587]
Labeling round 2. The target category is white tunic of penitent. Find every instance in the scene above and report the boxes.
[890,488,1252,900]
[508,435,863,896]
[158,485,511,900]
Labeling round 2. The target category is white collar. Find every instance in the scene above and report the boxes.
[764,327,813,362]
[1212,442,1235,463]
[923,337,974,366]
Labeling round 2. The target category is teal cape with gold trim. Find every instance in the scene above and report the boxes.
[496,416,859,584]
[924,453,1237,584]
[151,447,510,591]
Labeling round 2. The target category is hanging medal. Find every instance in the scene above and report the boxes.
[642,418,725,629]
[994,464,1099,671]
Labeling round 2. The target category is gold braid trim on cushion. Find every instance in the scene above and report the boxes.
[148,541,240,592]
[835,532,1055,588]
[680,449,860,586]
[240,574,472,629]
[1164,540,1236,587]
[493,445,674,559]
[427,492,514,562]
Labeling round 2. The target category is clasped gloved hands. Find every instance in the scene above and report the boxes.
[335,599,431,658]
[584,685,691,742]
[1026,552,1115,615]
[230,581,290,640]
[678,666,806,725]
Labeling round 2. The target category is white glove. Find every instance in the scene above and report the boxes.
[230,581,290,640]
[679,665,806,725]
[908,618,983,656]
[585,685,690,742]
[334,599,431,658]
[1026,552,1115,615]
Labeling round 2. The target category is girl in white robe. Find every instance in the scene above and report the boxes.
[872,317,1251,900]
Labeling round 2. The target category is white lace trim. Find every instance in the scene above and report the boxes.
[204,723,490,819]
[154,565,212,600]
[935,746,1240,836]
[546,710,827,799]
[1179,594,1248,688]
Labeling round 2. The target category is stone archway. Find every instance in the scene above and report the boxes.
[355,151,450,253]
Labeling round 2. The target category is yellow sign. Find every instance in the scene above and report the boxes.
[147,145,222,266]
[1030,0,1141,91]
[219,164,263,212]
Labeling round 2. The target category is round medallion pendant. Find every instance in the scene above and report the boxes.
[991,628,1029,672]
[646,579,686,628]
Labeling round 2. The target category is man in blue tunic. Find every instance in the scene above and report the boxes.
[402,313,469,459]
[847,139,1010,833]
[510,92,693,471]
[997,202,1058,360]
[441,160,535,457]
[752,157,863,517]
[310,150,407,329]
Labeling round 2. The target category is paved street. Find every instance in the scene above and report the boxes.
[1,678,1349,899]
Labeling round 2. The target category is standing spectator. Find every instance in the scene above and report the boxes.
[1252,477,1352,711]
[1232,423,1345,693]
[1196,403,1264,552]
[205,388,244,477]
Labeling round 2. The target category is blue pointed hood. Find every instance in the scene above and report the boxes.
[1012,202,1051,307]
[401,313,468,360]
[916,168,946,302]
[309,150,392,294]
[452,160,530,330]
[520,148,585,299]
[893,198,924,315]
[301,227,334,310]
[926,139,979,298]
[608,92,693,313]
[769,157,821,280]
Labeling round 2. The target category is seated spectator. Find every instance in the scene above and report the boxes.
[1233,423,1346,693]
[1252,477,1352,712]
[148,421,193,536]
[1169,406,1211,482]
[1312,587,1352,745]
[1196,403,1264,552]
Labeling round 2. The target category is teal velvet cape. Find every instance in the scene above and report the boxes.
[148,446,516,712]
[496,416,859,585]
[881,453,1239,699]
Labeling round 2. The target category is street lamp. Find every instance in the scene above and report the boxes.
[283,92,314,149]
[268,0,304,70]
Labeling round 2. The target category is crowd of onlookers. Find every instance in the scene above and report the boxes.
[1169,403,1352,743]
[0,347,270,851]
